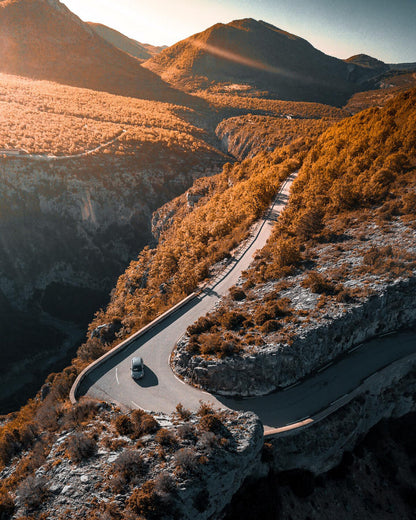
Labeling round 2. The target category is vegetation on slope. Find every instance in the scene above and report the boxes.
[80,143,305,362]
[216,114,339,159]
[180,88,416,359]
[0,74,211,156]
[344,72,416,113]
[0,0,189,104]
[144,18,363,106]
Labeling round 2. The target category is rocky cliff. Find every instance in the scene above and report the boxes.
[7,408,263,520]
[173,276,416,396]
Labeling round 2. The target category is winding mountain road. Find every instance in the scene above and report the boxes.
[75,171,416,434]
[1,130,127,161]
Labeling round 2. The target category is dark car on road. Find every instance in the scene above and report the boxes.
[131,357,144,380]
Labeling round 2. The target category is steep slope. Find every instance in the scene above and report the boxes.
[0,72,227,413]
[0,0,183,102]
[144,18,365,106]
[88,22,166,61]
[173,87,416,395]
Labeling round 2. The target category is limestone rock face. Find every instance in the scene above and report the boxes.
[173,277,416,396]
[268,357,416,475]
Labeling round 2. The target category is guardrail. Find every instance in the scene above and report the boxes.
[69,291,198,404]
[264,352,416,438]
[70,172,296,405]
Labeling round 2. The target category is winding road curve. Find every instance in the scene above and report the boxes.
[1,130,127,161]
[74,171,416,435]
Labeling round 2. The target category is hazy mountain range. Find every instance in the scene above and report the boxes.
[1,0,414,107]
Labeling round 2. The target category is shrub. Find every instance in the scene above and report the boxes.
[131,410,160,438]
[127,481,164,520]
[270,298,292,317]
[17,476,49,510]
[295,206,324,240]
[253,308,273,326]
[229,287,247,301]
[185,336,201,354]
[154,429,177,447]
[199,333,223,356]
[174,448,200,476]
[113,450,146,486]
[302,271,337,295]
[114,415,133,436]
[0,490,15,519]
[177,423,197,442]
[66,433,97,463]
[197,402,215,417]
[219,311,247,330]
[187,316,215,336]
[198,432,218,451]
[198,414,224,435]
[154,473,176,496]
[175,403,191,421]
[260,320,281,333]
[63,399,100,429]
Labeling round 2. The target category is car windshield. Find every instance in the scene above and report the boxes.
[133,366,142,371]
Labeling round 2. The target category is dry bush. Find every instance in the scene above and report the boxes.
[187,316,215,336]
[127,480,165,520]
[260,320,281,333]
[198,432,219,451]
[132,411,160,437]
[219,311,247,330]
[198,414,224,435]
[175,403,191,422]
[174,448,200,476]
[0,489,15,519]
[66,432,97,463]
[17,476,49,510]
[77,338,106,363]
[154,472,176,496]
[197,402,215,417]
[114,415,133,437]
[112,450,146,489]
[229,287,247,301]
[154,429,177,447]
[114,411,159,439]
[302,271,337,295]
[62,399,100,429]
[177,423,197,442]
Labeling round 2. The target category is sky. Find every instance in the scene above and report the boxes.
[62,0,416,63]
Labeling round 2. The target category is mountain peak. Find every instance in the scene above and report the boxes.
[0,0,187,102]
[144,18,358,106]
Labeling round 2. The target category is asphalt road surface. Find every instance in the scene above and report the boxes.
[78,171,416,432]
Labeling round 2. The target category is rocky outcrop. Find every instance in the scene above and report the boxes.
[266,355,416,475]
[9,410,263,520]
[173,276,416,396]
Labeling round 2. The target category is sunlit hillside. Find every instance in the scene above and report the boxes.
[88,22,166,61]
[0,0,188,103]
[144,18,366,106]
[182,87,416,361]
[0,73,211,156]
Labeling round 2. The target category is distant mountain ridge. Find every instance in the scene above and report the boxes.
[0,0,184,102]
[144,18,369,106]
[88,22,166,61]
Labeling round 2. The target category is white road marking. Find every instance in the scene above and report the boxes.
[131,401,145,410]
[318,361,333,373]
[379,331,396,338]
[115,368,120,385]
[283,382,300,391]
